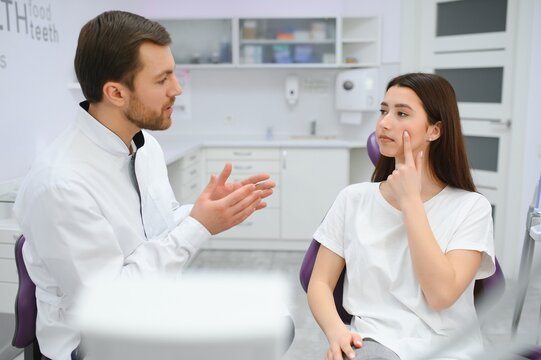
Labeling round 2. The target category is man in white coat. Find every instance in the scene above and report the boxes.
[14,10,277,360]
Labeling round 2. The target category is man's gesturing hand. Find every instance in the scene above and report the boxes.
[190,163,275,235]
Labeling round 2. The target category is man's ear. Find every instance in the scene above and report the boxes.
[428,121,442,141]
[102,81,128,107]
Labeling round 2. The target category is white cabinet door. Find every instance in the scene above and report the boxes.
[167,149,202,204]
[280,148,349,240]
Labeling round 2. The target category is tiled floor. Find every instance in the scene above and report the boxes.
[187,249,541,360]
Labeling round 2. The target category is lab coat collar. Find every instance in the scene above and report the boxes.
[78,101,145,157]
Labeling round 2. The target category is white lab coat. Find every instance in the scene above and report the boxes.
[14,102,210,360]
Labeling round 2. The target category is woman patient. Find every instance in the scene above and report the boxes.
[308,73,495,360]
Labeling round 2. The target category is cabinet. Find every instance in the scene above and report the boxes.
[415,0,515,270]
[156,19,233,66]
[154,17,380,68]
[280,148,349,240]
[201,146,349,249]
[167,149,203,205]
[205,147,281,240]
[0,218,21,314]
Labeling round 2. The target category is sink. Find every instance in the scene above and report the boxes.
[288,135,337,140]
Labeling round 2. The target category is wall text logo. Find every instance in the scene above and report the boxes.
[0,0,59,43]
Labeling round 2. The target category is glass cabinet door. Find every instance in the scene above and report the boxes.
[424,0,510,53]
[435,67,503,103]
[436,0,507,37]
[238,18,336,66]
[155,19,233,66]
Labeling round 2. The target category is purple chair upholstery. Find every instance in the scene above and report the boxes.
[11,235,48,360]
[366,131,380,166]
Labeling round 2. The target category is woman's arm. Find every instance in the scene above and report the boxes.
[387,131,483,310]
[308,245,363,360]
[401,199,482,310]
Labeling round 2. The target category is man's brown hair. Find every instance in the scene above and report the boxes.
[74,11,171,103]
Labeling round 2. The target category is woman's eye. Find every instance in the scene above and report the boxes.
[398,111,408,117]
[379,109,388,115]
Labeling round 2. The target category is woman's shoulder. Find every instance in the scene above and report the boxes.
[441,186,492,210]
[342,181,379,195]
[336,182,380,204]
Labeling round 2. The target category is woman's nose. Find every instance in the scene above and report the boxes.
[377,114,391,129]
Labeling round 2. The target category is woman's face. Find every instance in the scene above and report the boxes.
[376,85,439,163]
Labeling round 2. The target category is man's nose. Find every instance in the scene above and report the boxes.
[171,76,182,97]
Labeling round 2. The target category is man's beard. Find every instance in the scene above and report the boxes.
[124,94,174,131]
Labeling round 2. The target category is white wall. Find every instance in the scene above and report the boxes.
[0,0,143,183]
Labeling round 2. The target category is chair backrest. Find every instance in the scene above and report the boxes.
[12,235,37,348]
[12,235,46,360]
[299,131,506,323]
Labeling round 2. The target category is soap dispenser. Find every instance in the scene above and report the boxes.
[285,75,299,105]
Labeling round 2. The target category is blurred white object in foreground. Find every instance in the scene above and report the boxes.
[74,271,291,360]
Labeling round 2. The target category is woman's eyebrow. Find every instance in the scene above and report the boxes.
[395,103,413,110]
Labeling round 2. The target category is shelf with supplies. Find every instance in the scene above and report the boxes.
[239,17,337,65]
[153,16,380,68]
[340,17,381,67]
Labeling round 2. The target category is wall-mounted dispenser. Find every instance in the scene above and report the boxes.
[335,68,379,125]
[285,75,299,105]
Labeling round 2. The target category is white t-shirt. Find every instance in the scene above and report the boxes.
[313,182,495,360]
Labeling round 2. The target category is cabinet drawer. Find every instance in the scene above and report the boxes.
[0,282,17,314]
[206,148,279,160]
[179,162,201,185]
[214,208,279,239]
[0,258,17,283]
[167,150,201,177]
[0,243,14,259]
[181,149,201,169]
[207,160,279,175]
[0,224,20,245]
[180,180,200,199]
[181,191,199,205]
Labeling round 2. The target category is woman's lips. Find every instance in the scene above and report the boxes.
[378,135,394,142]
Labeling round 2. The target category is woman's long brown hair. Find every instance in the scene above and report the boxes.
[371,73,476,192]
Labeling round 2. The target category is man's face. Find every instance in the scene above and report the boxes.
[124,42,182,131]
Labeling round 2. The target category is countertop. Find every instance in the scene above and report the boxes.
[154,134,366,165]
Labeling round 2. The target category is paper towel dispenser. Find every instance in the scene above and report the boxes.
[335,68,379,125]
[336,68,379,111]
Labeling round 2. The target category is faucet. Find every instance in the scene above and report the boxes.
[310,119,317,136]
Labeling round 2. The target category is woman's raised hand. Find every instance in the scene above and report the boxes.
[386,131,423,209]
